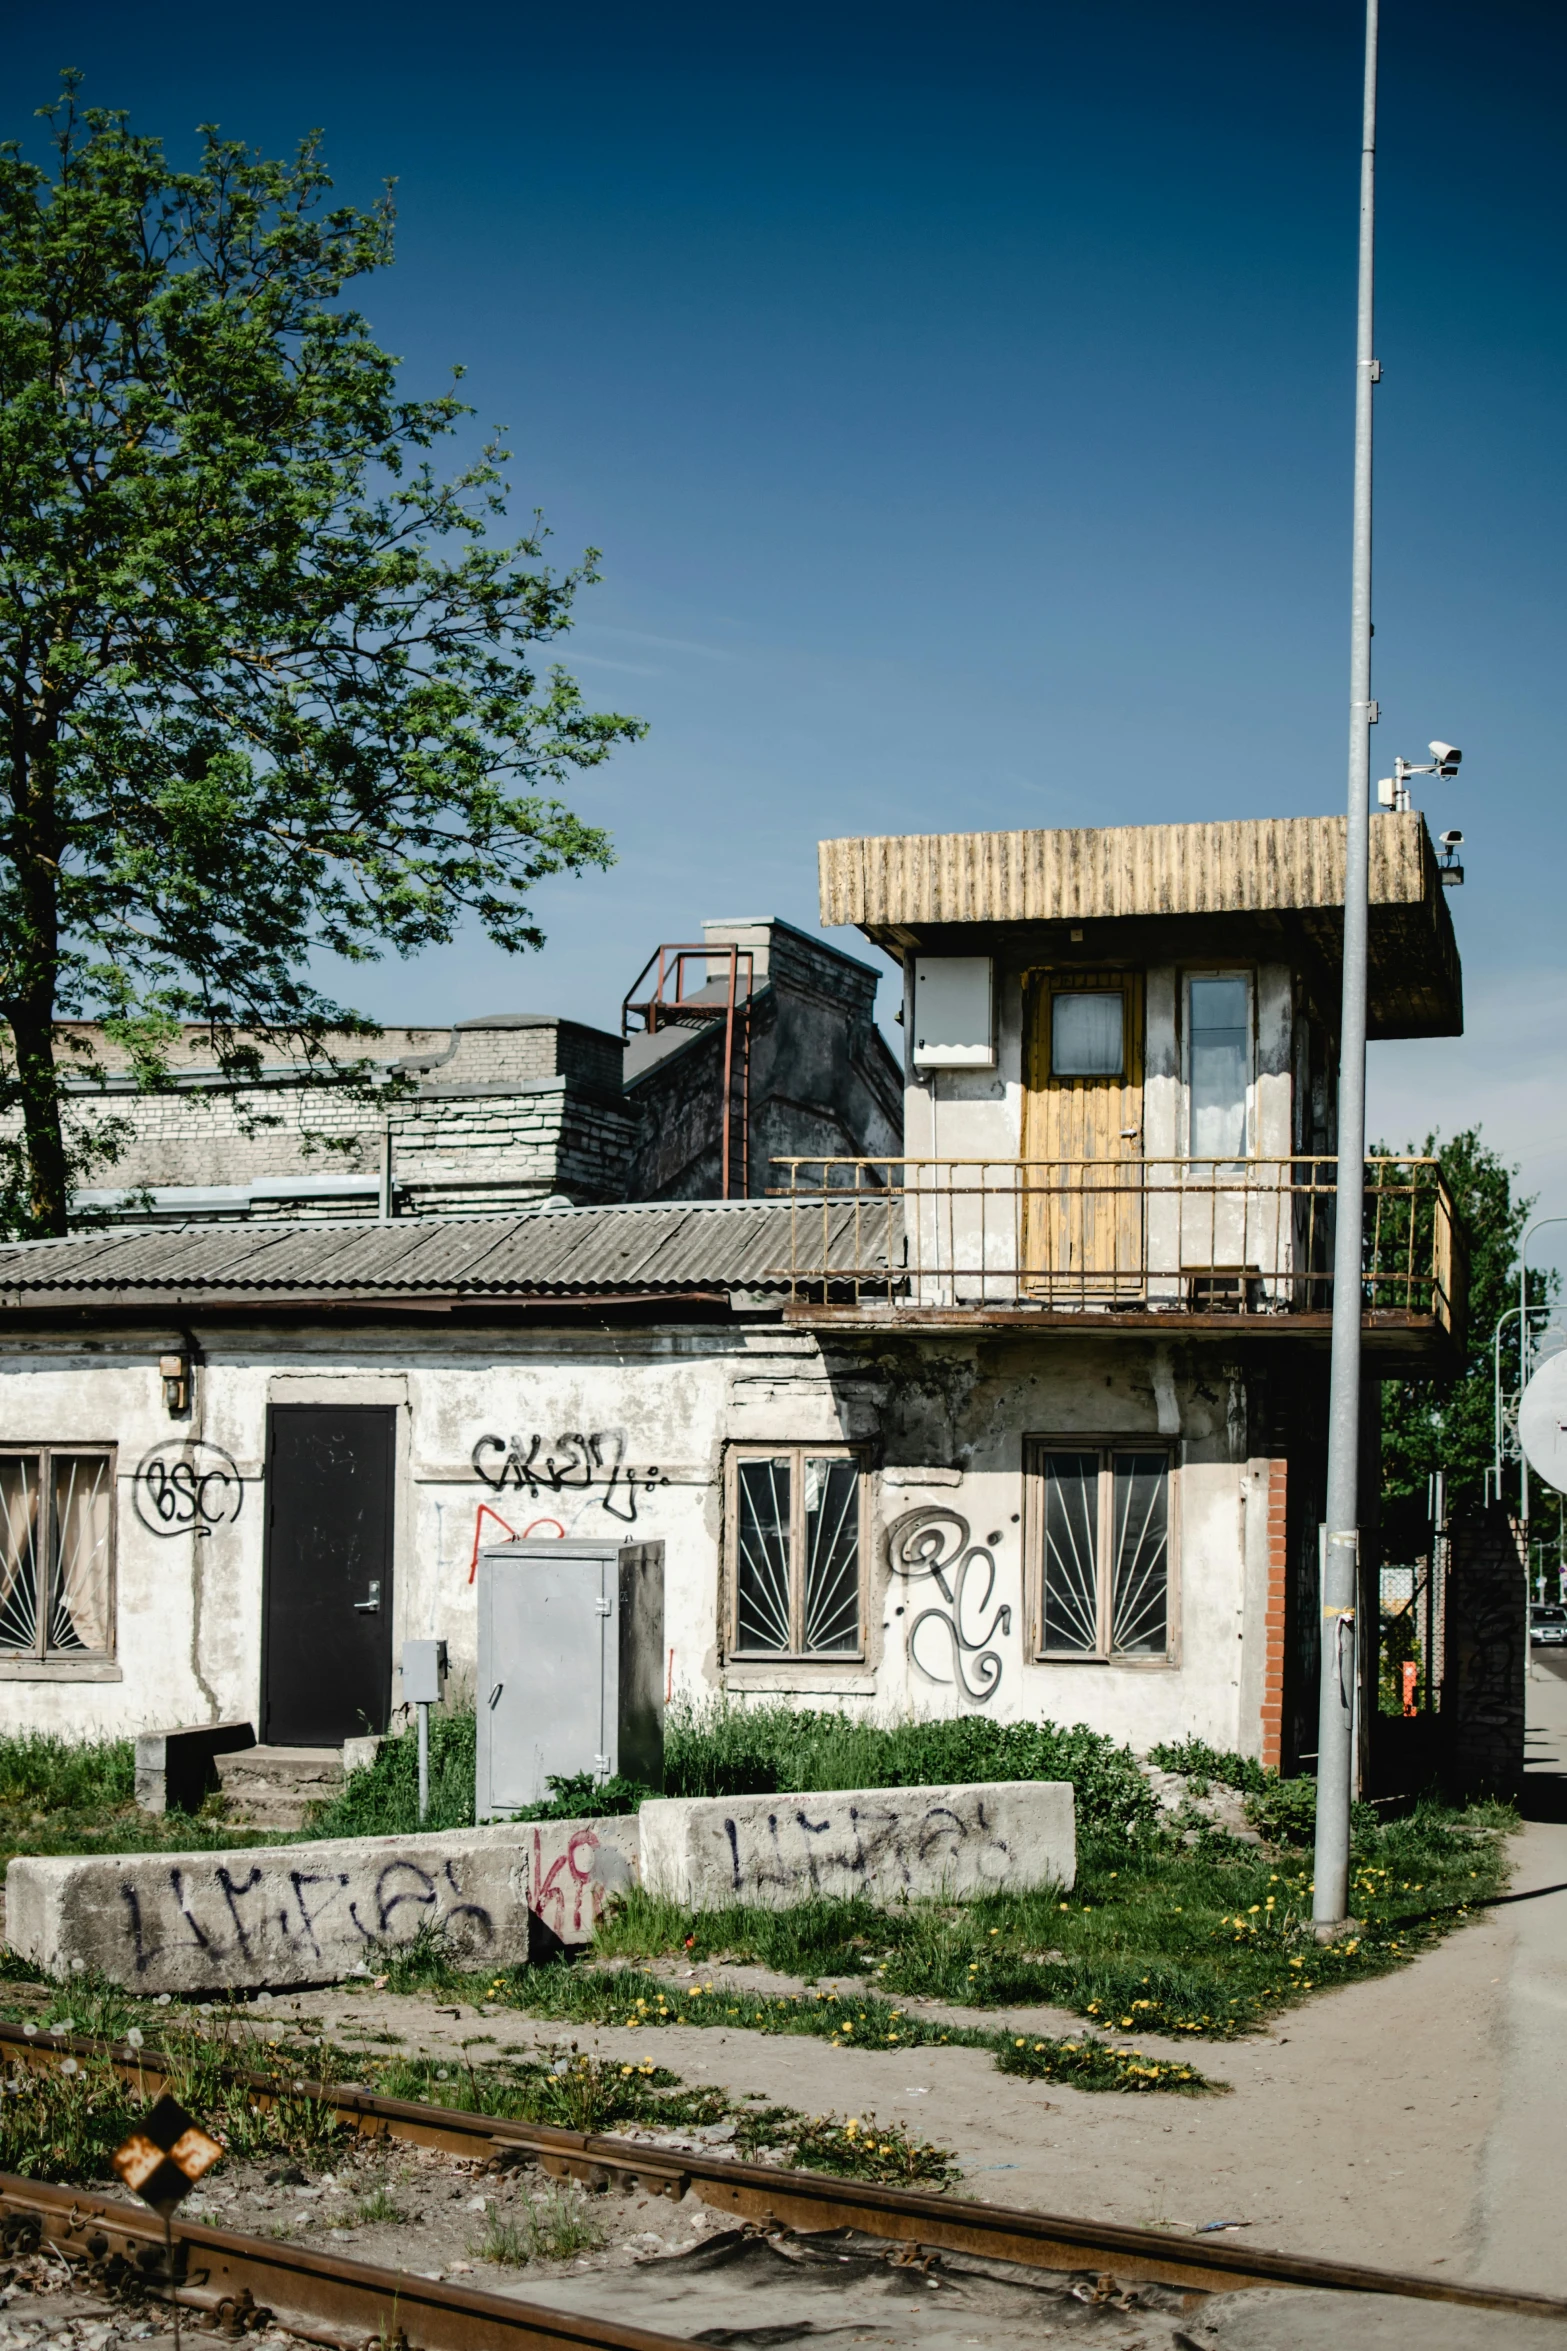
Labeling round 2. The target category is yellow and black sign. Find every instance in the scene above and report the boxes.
[112,2095,223,2215]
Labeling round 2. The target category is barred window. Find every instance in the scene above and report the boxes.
[1031,1443,1170,1660]
[729,1448,863,1658]
[0,1450,116,1661]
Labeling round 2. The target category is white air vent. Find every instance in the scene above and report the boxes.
[912,957,995,1069]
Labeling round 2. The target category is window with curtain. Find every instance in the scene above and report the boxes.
[1052,992,1125,1078]
[1032,1444,1170,1660]
[0,1449,115,1661]
[1187,974,1251,1158]
[730,1448,863,1657]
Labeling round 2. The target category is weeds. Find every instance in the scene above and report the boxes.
[476,2184,604,2265]
[737,2109,958,2186]
[0,2013,346,2185]
[355,2184,405,2225]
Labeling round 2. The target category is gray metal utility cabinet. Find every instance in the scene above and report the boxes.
[476,1540,664,1821]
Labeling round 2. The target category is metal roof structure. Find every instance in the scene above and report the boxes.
[0,1200,869,1311]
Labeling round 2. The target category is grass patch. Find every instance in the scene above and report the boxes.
[0,1731,264,1868]
[589,1794,1511,2040]
[663,1703,1157,1843]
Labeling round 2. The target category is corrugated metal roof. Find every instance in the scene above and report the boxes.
[0,1199,880,1304]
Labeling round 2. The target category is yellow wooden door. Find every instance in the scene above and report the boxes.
[1023,972,1145,1299]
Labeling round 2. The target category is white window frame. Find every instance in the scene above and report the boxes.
[725,1444,869,1662]
[1182,968,1256,1163]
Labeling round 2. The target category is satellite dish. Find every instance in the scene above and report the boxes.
[1518,1350,1567,1494]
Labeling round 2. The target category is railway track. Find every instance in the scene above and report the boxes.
[1,2017,1563,2337]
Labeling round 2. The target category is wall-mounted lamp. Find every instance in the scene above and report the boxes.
[159,1352,191,1416]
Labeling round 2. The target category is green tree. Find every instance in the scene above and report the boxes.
[0,79,643,1233]
[1378,1126,1548,1558]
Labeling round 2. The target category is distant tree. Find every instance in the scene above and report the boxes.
[1377,1126,1551,1558]
[0,78,643,1233]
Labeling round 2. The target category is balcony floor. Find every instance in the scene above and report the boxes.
[780,1302,1455,1362]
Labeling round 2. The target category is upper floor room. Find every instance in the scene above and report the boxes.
[780,811,1466,1356]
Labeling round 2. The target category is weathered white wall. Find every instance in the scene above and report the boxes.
[0,1319,1268,1762]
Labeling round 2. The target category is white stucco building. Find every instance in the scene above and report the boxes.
[0,812,1465,1773]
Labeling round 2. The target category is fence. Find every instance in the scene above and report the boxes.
[770,1155,1465,1336]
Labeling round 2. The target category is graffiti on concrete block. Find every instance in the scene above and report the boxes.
[719,1793,1013,1903]
[885,1505,1011,1704]
[529,1821,636,1945]
[132,1442,244,1540]
[471,1428,668,1525]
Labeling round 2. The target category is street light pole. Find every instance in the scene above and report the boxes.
[1313,0,1380,1936]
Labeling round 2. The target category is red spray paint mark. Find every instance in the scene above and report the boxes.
[467,1502,519,1583]
[522,1518,566,1540]
[531,1825,605,1937]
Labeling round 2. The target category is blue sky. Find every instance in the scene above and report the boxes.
[18,4,1567,1232]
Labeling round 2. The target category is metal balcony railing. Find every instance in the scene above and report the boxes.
[768,1156,1466,1339]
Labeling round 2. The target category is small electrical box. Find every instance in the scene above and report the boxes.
[476,1540,664,1820]
[912,956,995,1068]
[401,1638,448,1707]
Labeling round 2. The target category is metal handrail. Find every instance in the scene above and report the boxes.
[766,1154,1464,1335]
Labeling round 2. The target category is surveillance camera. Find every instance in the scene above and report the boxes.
[1428,742,1462,768]
[1440,829,1464,848]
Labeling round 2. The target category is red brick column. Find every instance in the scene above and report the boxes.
[1260,1459,1288,1771]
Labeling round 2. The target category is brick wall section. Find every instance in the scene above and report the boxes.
[1260,1456,1289,1771]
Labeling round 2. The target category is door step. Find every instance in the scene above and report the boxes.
[215,1745,346,1831]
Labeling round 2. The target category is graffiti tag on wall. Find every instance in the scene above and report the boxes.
[885,1505,1011,1704]
[132,1442,244,1540]
[471,1428,667,1526]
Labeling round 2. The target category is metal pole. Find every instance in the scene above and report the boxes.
[1313,0,1379,1935]
[417,1699,430,1825]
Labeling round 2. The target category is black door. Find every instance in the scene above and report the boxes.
[262,1405,395,1745]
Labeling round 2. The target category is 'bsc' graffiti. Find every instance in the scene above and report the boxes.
[885,1505,1011,1704]
[132,1442,244,1540]
[471,1428,667,1525]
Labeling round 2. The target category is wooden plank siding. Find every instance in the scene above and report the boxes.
[819,811,1461,1040]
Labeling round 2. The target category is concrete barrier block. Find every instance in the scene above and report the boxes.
[134,1722,256,1818]
[638,1780,1076,1911]
[526,1815,641,1951]
[5,1826,531,1996]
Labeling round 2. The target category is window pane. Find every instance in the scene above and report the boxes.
[1111,1452,1168,1655]
[1042,1452,1100,1652]
[1189,976,1249,1157]
[0,1458,40,1654]
[49,1455,112,1654]
[803,1458,860,1653]
[735,1458,792,1651]
[1052,993,1124,1078]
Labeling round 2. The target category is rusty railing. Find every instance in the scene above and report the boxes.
[769,1156,1465,1337]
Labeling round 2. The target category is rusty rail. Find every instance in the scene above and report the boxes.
[0,2022,1562,2322]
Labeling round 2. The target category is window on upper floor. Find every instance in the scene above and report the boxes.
[1028,1441,1171,1661]
[1186,972,1253,1159]
[727,1446,864,1658]
[0,1448,116,1663]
